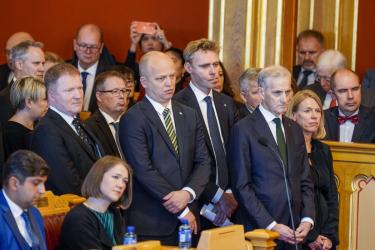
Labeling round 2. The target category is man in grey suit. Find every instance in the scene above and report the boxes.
[230,65,315,249]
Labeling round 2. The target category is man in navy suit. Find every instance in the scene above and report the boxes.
[230,65,315,249]
[324,68,375,143]
[0,150,49,250]
[119,51,210,245]
[174,39,238,228]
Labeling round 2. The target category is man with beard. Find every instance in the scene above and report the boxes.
[293,30,325,90]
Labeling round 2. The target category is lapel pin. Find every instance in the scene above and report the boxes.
[179,112,183,115]
[224,104,227,107]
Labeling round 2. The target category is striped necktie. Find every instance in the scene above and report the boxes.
[162,108,179,154]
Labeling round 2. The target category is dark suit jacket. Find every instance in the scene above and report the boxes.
[305,81,327,105]
[84,110,122,157]
[229,108,315,231]
[0,83,15,125]
[303,140,339,248]
[0,191,46,250]
[324,106,375,143]
[119,98,210,239]
[58,203,124,250]
[238,104,251,120]
[70,46,116,112]
[173,86,238,202]
[0,63,11,91]
[30,109,104,195]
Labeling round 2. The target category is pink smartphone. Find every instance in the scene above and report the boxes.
[134,21,156,35]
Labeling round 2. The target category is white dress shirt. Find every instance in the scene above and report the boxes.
[339,109,359,142]
[78,61,98,111]
[49,106,78,135]
[2,189,33,246]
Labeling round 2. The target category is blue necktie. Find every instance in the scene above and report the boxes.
[21,211,39,249]
[81,71,89,94]
[204,96,228,188]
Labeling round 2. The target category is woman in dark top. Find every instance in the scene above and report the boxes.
[287,90,339,250]
[58,156,133,250]
[3,76,47,159]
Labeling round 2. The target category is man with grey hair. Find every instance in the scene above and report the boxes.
[230,65,315,249]
[306,49,347,109]
[0,32,34,90]
[0,40,45,124]
[238,68,262,119]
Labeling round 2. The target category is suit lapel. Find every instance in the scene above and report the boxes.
[140,99,179,158]
[213,91,228,145]
[172,101,185,160]
[282,117,294,174]
[95,112,120,155]
[352,106,368,142]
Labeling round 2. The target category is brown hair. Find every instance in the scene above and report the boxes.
[286,89,326,139]
[183,38,219,63]
[81,156,133,209]
[94,70,127,92]
[297,29,325,48]
[44,63,79,92]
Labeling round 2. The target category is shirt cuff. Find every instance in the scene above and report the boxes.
[301,217,314,229]
[266,221,277,230]
[211,188,224,204]
[182,187,196,203]
[177,207,190,219]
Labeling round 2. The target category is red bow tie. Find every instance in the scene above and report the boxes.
[337,115,359,125]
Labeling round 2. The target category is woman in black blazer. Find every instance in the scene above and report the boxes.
[58,156,133,250]
[287,90,339,250]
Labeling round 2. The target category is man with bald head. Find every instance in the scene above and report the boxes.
[119,51,210,245]
[71,24,115,112]
[0,32,34,90]
[0,40,45,124]
[324,68,375,143]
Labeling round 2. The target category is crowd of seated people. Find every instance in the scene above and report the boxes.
[1,23,375,250]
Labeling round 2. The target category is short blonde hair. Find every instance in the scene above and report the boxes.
[286,89,326,139]
[183,39,219,63]
[81,156,133,209]
[10,76,46,110]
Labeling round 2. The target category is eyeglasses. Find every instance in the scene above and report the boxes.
[76,42,101,52]
[98,88,130,97]
[316,75,331,82]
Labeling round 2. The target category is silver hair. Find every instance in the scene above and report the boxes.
[11,40,44,66]
[258,65,291,89]
[239,68,261,92]
[316,49,347,75]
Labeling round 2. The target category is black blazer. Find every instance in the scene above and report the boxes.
[84,110,122,158]
[119,98,210,238]
[238,104,251,120]
[173,86,238,202]
[0,83,15,125]
[58,204,124,250]
[229,108,315,231]
[303,140,339,248]
[292,65,302,84]
[0,63,11,91]
[324,106,375,143]
[70,46,116,112]
[30,109,104,195]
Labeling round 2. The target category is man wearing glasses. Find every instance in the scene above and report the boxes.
[85,70,130,159]
[71,24,115,112]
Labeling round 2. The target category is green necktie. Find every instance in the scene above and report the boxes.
[273,118,287,165]
[163,108,179,154]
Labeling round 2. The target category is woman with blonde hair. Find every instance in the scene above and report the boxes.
[286,90,338,250]
[3,76,47,159]
[58,156,133,250]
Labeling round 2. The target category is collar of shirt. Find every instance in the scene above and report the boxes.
[259,104,283,124]
[77,60,99,76]
[99,109,121,125]
[189,81,213,102]
[2,189,24,220]
[49,106,78,134]
[146,95,173,116]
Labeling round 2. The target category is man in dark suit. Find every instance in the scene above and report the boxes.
[174,39,238,227]
[230,65,315,249]
[238,68,262,119]
[293,30,325,90]
[30,63,103,195]
[0,40,45,125]
[71,24,116,112]
[85,70,129,158]
[0,150,48,250]
[120,51,210,245]
[324,68,375,143]
[0,32,34,91]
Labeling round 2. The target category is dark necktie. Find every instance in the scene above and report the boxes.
[273,118,287,166]
[299,70,313,89]
[337,115,359,125]
[81,71,89,94]
[111,122,125,159]
[204,96,228,188]
[162,108,179,154]
[72,117,94,154]
[21,211,39,249]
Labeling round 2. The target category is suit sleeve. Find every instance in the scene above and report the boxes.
[120,111,178,201]
[229,122,275,228]
[30,123,81,195]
